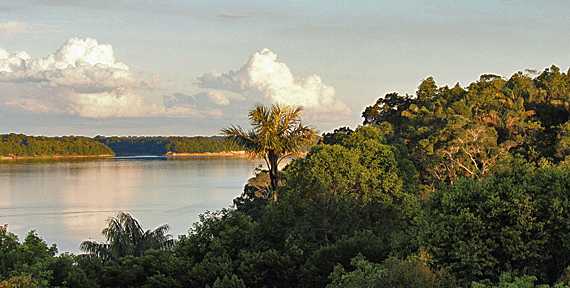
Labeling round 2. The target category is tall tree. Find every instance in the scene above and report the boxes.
[80,212,174,262]
[221,103,318,203]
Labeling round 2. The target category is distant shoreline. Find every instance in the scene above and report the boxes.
[164,151,247,157]
[0,154,115,161]
[0,151,249,161]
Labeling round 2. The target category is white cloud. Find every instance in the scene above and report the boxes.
[67,89,201,118]
[0,37,128,72]
[0,38,199,118]
[194,48,351,123]
[207,90,229,105]
[0,21,61,36]
[7,88,203,119]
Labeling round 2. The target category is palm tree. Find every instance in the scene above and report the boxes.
[221,103,318,203]
[80,212,174,262]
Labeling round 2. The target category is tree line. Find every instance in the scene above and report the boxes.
[94,136,243,156]
[0,134,243,158]
[0,134,114,158]
[3,65,570,287]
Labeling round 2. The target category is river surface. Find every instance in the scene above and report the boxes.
[0,156,267,254]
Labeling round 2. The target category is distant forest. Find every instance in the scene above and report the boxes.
[94,136,243,156]
[0,134,243,158]
[0,134,114,157]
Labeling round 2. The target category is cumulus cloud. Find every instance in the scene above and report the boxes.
[0,37,129,72]
[194,48,350,123]
[0,37,200,118]
[0,21,61,36]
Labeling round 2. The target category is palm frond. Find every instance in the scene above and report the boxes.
[80,211,173,260]
[221,103,319,200]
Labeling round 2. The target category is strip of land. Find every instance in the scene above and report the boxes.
[0,154,115,161]
[165,151,247,157]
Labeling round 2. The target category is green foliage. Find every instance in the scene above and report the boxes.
[80,212,174,263]
[327,249,457,288]
[232,171,271,221]
[47,253,99,288]
[0,134,114,157]
[222,103,319,201]
[235,249,296,287]
[0,225,99,287]
[299,231,390,287]
[0,275,39,288]
[95,135,240,156]
[99,250,188,288]
[418,163,570,285]
[555,122,570,159]
[0,225,19,280]
[472,272,570,288]
[361,66,570,189]
[242,126,423,286]
[175,209,257,287]
[320,127,353,145]
[281,126,420,225]
[209,274,245,288]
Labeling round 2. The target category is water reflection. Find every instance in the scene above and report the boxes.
[0,157,265,254]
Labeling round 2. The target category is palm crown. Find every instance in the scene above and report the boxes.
[80,211,174,262]
[221,103,318,202]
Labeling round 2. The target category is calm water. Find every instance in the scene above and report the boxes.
[0,156,266,254]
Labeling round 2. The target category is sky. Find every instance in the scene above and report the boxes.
[0,0,569,137]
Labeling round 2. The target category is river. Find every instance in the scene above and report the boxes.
[0,156,267,254]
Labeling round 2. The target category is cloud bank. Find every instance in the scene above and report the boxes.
[0,40,350,130]
[193,48,350,123]
[0,38,198,118]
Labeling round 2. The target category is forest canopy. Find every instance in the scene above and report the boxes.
[361,65,570,190]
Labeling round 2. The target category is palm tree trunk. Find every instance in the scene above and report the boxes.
[268,150,279,203]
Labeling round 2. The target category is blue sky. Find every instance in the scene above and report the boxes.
[0,0,569,136]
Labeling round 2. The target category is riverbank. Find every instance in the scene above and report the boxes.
[165,151,247,157]
[0,154,115,161]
